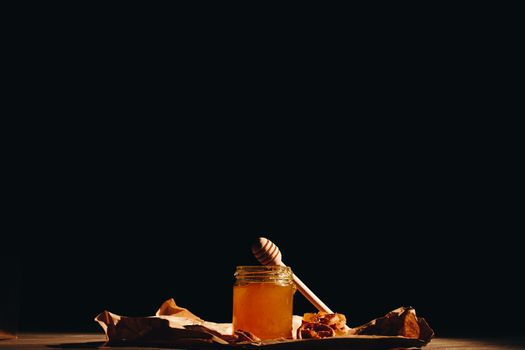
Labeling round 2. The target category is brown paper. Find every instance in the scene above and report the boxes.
[95,298,233,346]
[95,298,433,348]
[350,306,434,344]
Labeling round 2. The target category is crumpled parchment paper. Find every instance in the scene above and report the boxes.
[95,298,433,348]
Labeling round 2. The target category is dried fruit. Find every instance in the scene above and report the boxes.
[297,322,335,339]
[296,311,347,339]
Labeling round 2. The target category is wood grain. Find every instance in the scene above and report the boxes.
[0,333,524,350]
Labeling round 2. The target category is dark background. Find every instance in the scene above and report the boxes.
[4,3,523,339]
[10,132,523,337]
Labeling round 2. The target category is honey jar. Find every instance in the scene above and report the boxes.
[232,265,296,340]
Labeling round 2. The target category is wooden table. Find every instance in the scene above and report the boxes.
[0,333,524,350]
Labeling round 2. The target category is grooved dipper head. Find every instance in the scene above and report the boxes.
[251,237,282,266]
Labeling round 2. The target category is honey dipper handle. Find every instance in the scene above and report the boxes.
[252,237,335,314]
[292,273,334,314]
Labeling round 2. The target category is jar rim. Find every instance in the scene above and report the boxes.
[234,265,293,285]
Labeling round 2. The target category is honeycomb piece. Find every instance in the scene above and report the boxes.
[296,311,348,339]
[319,312,347,335]
[297,322,335,339]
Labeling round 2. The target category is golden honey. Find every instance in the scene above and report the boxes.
[232,266,295,340]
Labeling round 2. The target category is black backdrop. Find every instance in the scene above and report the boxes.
[11,142,523,337]
[5,7,523,337]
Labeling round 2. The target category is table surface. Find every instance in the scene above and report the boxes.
[0,333,524,350]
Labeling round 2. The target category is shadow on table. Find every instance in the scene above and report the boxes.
[432,337,525,350]
[471,337,525,348]
[47,337,525,350]
[47,341,105,349]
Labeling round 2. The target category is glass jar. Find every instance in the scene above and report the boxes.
[232,265,296,340]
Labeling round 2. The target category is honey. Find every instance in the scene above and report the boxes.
[232,266,295,340]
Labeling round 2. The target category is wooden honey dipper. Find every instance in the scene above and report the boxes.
[251,237,334,314]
